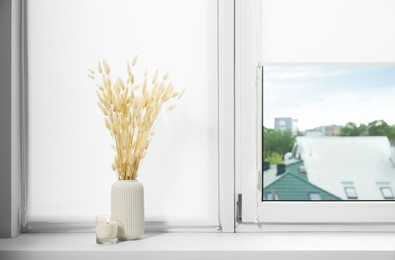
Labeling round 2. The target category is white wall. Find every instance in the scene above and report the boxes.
[0,0,21,238]
[11,0,22,237]
[0,0,13,238]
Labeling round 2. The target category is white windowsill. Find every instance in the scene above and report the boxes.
[1,232,395,260]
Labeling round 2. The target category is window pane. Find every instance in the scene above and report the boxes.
[380,187,394,200]
[27,0,218,224]
[344,187,358,200]
[263,66,395,201]
[309,193,321,201]
[266,192,279,200]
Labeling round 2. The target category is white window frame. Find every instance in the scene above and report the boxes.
[14,0,236,234]
[7,0,395,238]
[235,0,395,232]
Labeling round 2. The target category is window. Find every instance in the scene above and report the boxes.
[344,187,358,200]
[236,0,395,227]
[309,193,321,201]
[380,187,394,200]
[266,192,279,200]
[263,65,395,201]
[5,0,395,236]
[25,0,220,231]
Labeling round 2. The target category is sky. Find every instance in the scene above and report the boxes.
[263,66,395,131]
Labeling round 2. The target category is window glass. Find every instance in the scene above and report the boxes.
[344,187,358,199]
[309,193,321,200]
[266,192,279,200]
[27,0,218,225]
[263,66,395,201]
[380,187,394,200]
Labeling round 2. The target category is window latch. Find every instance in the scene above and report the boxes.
[237,194,242,223]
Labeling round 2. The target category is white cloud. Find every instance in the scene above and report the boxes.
[264,86,395,131]
[264,66,395,130]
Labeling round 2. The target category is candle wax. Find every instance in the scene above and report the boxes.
[96,220,118,239]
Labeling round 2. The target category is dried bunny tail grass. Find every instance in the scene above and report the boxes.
[88,69,96,79]
[152,70,158,85]
[177,88,186,100]
[89,58,183,181]
[103,60,110,75]
[163,71,169,81]
[131,56,138,66]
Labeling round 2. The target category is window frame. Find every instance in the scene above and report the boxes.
[18,0,236,234]
[235,0,395,231]
[6,0,395,237]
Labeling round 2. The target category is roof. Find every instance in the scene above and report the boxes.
[264,160,340,200]
[264,159,302,187]
[296,136,395,200]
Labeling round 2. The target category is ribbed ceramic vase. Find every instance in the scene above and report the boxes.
[111,180,144,240]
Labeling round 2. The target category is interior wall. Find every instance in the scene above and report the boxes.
[0,0,22,238]
[0,0,13,238]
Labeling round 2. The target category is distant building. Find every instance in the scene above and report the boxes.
[304,125,342,137]
[274,117,298,135]
[324,125,342,136]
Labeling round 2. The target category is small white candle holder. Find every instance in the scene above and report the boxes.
[96,215,118,244]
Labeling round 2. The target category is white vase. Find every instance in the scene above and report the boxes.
[111,180,144,240]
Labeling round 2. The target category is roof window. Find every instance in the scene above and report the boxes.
[344,187,358,199]
[380,187,394,200]
[309,193,321,200]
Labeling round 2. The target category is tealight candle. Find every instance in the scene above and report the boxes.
[96,215,118,244]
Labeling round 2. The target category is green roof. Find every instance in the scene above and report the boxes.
[263,160,341,201]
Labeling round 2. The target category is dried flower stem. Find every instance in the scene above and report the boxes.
[89,57,184,180]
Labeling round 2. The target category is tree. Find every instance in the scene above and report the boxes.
[338,120,395,139]
[367,120,395,138]
[263,128,295,164]
[266,152,283,165]
[338,122,365,136]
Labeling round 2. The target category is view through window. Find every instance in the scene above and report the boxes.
[263,66,395,201]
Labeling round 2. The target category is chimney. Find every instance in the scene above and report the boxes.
[263,161,270,171]
[276,163,286,176]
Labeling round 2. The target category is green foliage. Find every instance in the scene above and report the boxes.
[266,152,283,165]
[263,128,295,163]
[338,122,366,136]
[338,120,395,139]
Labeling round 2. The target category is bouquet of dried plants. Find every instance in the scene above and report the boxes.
[88,57,185,180]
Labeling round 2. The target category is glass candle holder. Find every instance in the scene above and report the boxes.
[96,215,118,244]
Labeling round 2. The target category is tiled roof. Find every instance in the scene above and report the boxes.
[263,160,341,200]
